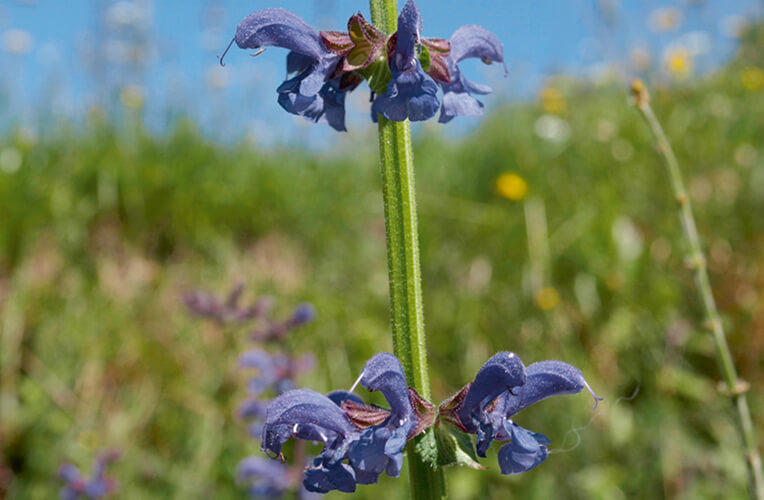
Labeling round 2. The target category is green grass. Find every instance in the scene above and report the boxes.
[1,24,763,500]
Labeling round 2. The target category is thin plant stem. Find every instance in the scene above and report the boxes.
[632,80,764,500]
[369,1,446,498]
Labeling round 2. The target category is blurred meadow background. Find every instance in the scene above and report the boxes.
[1,0,764,499]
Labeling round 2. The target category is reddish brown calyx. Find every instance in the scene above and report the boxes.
[422,37,451,83]
[321,12,385,72]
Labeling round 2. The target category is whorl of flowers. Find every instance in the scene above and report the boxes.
[219,0,506,131]
[260,351,601,494]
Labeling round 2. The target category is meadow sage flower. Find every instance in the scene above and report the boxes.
[346,353,419,481]
[225,8,348,130]
[371,1,440,121]
[261,389,360,493]
[440,353,602,474]
[437,25,507,123]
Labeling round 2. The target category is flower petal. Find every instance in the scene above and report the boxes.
[357,353,411,418]
[455,351,526,433]
[439,81,485,123]
[261,389,358,461]
[448,24,504,67]
[501,360,602,418]
[286,51,315,75]
[303,459,357,494]
[372,62,440,122]
[234,8,326,61]
[327,390,365,406]
[346,353,418,481]
[393,0,423,72]
[497,423,549,475]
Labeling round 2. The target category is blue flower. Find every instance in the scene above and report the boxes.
[347,353,418,482]
[444,355,601,474]
[372,1,440,122]
[290,303,316,325]
[438,25,506,123]
[261,389,360,493]
[226,9,353,131]
[183,283,267,324]
[240,350,313,396]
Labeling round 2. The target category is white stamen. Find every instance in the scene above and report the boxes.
[507,353,514,358]
[349,370,365,393]
[318,431,328,442]
[292,424,299,434]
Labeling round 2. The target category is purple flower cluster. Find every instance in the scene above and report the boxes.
[184,283,315,341]
[183,283,317,499]
[58,451,119,500]
[220,1,506,131]
[260,351,600,493]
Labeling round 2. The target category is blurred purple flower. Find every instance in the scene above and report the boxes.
[237,456,293,499]
[251,303,317,342]
[240,349,314,397]
[183,283,269,324]
[291,303,316,325]
[58,451,119,500]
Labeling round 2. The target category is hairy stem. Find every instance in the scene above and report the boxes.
[369,1,446,498]
[634,82,764,500]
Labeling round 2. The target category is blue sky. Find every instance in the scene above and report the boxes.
[0,0,761,146]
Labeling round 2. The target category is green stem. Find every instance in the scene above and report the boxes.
[369,1,446,498]
[635,91,764,500]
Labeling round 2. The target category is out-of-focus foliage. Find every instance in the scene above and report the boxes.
[1,22,763,500]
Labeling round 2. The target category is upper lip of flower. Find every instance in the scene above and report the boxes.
[261,388,358,461]
[232,8,328,64]
[454,351,526,433]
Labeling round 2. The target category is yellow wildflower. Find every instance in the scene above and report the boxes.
[496,173,528,201]
[534,287,560,311]
[539,87,567,114]
[741,66,764,91]
[665,48,692,79]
